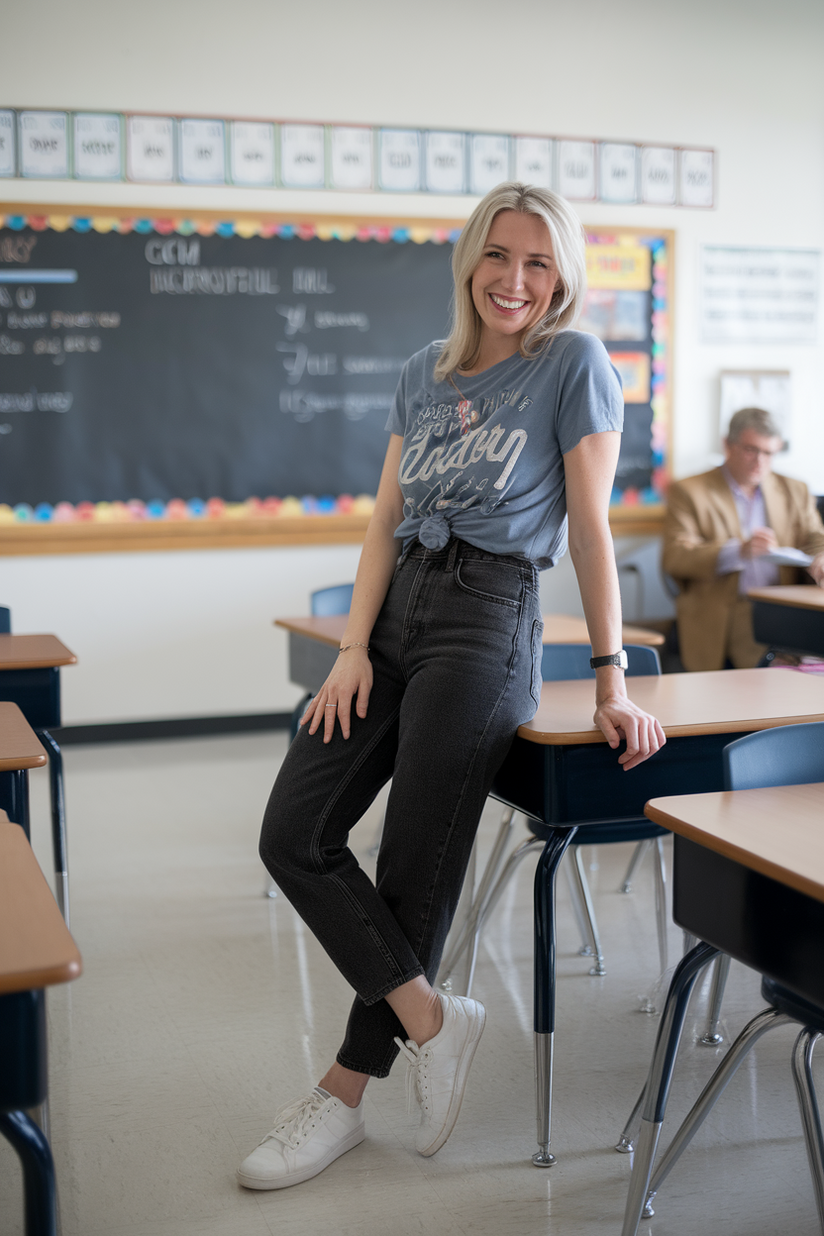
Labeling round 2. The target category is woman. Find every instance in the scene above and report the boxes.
[239,182,665,1191]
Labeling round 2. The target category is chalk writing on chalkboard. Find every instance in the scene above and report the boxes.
[0,221,455,508]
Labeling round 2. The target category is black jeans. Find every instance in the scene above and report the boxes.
[259,537,543,1078]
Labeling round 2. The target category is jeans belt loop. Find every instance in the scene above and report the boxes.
[446,538,459,570]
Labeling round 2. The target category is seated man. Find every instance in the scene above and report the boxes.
[663,406,824,670]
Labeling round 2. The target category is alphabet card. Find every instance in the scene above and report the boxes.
[126,116,175,182]
[179,119,226,184]
[329,126,373,191]
[73,113,123,180]
[0,111,15,177]
[279,124,325,188]
[425,132,466,194]
[18,111,69,178]
[557,140,596,200]
[230,121,276,186]
[378,129,422,192]
[514,136,553,189]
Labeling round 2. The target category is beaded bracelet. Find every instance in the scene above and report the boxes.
[339,642,370,653]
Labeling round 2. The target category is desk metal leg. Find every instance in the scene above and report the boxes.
[791,1028,824,1230]
[700,952,731,1045]
[36,732,69,927]
[643,1006,791,1216]
[533,826,577,1167]
[0,769,31,839]
[621,940,719,1236]
[0,1110,57,1236]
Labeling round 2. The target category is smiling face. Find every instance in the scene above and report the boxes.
[469,210,560,366]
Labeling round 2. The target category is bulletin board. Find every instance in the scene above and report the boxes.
[0,206,672,554]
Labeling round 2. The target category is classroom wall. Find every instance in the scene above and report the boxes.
[2,0,823,723]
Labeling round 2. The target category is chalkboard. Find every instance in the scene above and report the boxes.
[0,214,673,523]
[0,220,455,507]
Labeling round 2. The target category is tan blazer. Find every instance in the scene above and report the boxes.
[663,467,824,670]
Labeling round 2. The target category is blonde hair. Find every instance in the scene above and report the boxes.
[434,182,587,383]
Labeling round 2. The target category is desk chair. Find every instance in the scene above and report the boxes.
[0,609,70,925]
[628,721,824,1231]
[439,643,667,996]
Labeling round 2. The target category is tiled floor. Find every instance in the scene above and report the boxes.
[2,731,821,1234]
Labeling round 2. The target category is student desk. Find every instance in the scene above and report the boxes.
[275,613,663,698]
[748,585,824,658]
[0,808,82,1236]
[620,782,824,1236]
[489,668,824,1164]
[0,701,48,839]
[0,635,77,924]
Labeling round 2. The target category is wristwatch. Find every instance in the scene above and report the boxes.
[590,650,628,670]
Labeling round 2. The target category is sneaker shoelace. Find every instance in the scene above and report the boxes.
[394,1037,434,1116]
[263,1092,331,1150]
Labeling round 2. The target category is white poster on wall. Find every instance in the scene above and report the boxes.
[280,124,325,188]
[0,111,16,177]
[19,111,69,178]
[230,122,275,186]
[127,116,175,182]
[641,146,676,205]
[719,370,792,445]
[329,127,373,190]
[378,129,421,192]
[557,140,596,200]
[425,131,466,194]
[599,143,638,203]
[73,113,122,180]
[179,119,225,184]
[513,136,553,188]
[469,134,510,195]
[701,246,819,343]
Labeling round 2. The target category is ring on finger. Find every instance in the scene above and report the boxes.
[325,703,337,708]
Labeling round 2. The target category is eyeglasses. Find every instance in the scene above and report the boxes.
[735,443,781,461]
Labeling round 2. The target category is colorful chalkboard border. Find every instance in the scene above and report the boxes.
[0,495,378,526]
[0,211,461,245]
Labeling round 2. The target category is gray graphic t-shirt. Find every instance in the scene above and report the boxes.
[386,330,623,569]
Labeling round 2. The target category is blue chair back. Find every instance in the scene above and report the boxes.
[311,584,354,617]
[540,642,661,682]
[0,607,9,634]
[723,721,824,791]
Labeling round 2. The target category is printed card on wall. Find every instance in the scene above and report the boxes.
[0,111,15,177]
[73,113,123,181]
[126,117,175,182]
[514,136,553,188]
[425,131,466,194]
[280,124,325,188]
[679,148,714,208]
[641,146,676,205]
[599,143,638,203]
[329,126,373,191]
[179,119,226,184]
[378,129,422,191]
[469,134,510,195]
[229,122,276,186]
[18,111,70,178]
[557,140,596,200]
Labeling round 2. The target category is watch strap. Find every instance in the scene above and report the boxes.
[590,650,628,670]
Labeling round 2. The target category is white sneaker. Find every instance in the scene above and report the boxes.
[236,1087,365,1190]
[394,993,486,1157]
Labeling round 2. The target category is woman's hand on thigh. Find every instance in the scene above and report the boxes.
[302,649,373,743]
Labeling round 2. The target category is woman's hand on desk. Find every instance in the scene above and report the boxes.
[593,694,666,771]
[302,648,373,744]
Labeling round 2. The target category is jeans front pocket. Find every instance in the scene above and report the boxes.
[454,558,523,609]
